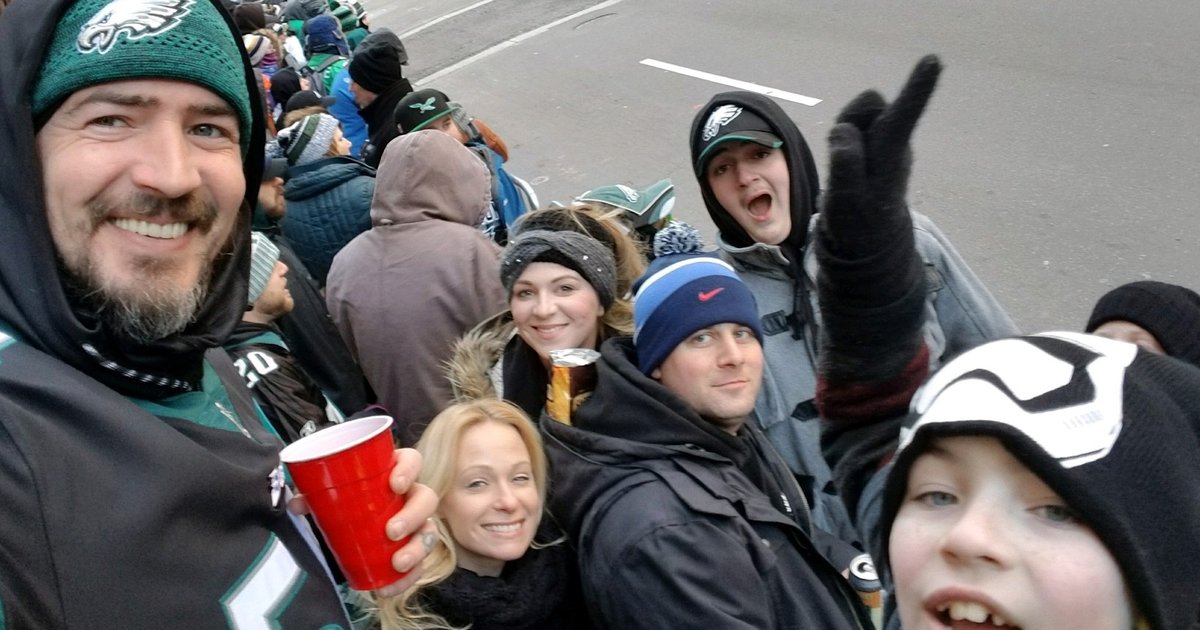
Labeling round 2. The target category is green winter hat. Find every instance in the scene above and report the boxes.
[575,179,677,229]
[32,0,253,157]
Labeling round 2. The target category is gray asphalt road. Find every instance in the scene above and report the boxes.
[369,0,1200,333]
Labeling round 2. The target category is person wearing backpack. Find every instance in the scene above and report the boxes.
[395,89,534,244]
[302,14,349,96]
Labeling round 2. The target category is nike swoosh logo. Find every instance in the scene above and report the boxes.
[698,288,724,302]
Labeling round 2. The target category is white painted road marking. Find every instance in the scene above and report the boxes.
[639,59,822,106]
[400,0,501,39]
[418,0,627,85]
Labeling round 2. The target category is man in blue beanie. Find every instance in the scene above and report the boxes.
[0,0,435,625]
[540,238,873,629]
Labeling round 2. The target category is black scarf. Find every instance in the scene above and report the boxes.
[501,335,550,422]
[420,536,585,630]
[359,78,414,168]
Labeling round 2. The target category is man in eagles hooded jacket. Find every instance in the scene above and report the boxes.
[0,0,434,626]
[689,84,1018,544]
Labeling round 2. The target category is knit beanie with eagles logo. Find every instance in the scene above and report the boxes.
[879,332,1200,630]
[632,221,763,375]
[31,0,253,157]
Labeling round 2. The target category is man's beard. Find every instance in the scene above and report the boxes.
[60,191,224,344]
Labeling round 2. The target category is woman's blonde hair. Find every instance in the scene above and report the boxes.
[280,105,329,129]
[253,27,285,65]
[368,399,547,630]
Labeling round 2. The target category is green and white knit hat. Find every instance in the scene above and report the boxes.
[248,232,281,305]
[270,113,340,166]
[32,0,253,156]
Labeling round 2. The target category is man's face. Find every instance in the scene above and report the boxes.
[705,141,792,245]
[651,322,763,434]
[432,115,469,144]
[36,79,245,342]
[257,177,286,220]
[1091,320,1165,355]
[349,80,377,109]
[253,261,294,318]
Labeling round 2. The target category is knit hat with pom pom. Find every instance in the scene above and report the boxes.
[631,221,762,374]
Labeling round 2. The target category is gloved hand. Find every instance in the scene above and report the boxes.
[815,55,942,384]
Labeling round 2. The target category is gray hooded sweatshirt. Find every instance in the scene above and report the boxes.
[327,130,506,443]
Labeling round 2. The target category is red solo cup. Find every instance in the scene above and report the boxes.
[279,415,407,591]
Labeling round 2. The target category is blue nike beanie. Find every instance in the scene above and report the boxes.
[632,253,762,375]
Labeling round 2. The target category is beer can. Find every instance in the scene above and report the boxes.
[848,553,883,630]
[546,348,601,425]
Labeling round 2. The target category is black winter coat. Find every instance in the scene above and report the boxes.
[542,338,871,630]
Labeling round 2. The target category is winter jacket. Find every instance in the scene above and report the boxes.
[467,142,529,244]
[252,223,374,415]
[280,155,376,286]
[691,91,1019,548]
[305,52,347,96]
[0,2,349,622]
[446,310,513,403]
[226,322,344,444]
[541,337,872,630]
[327,131,506,444]
[330,66,369,155]
[445,311,553,421]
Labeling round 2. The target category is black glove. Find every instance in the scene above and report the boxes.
[816,55,942,383]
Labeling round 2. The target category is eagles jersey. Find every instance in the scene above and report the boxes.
[0,334,352,628]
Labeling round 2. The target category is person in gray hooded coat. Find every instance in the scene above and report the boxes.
[688,58,1018,545]
[327,130,506,444]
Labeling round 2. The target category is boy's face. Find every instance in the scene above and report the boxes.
[432,115,469,144]
[705,141,791,245]
[1091,320,1165,355]
[889,435,1133,630]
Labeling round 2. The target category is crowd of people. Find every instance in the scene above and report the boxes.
[0,0,1197,628]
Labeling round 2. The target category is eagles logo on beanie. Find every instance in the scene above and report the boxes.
[880,332,1200,630]
[32,0,253,157]
[632,221,762,375]
[575,179,676,230]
